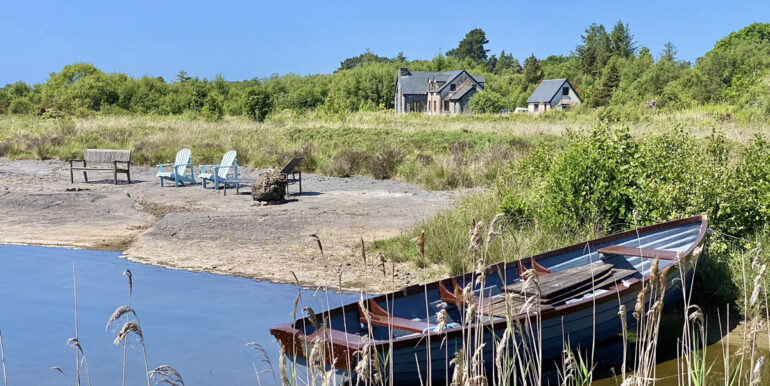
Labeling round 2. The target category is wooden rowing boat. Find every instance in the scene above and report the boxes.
[270,215,708,383]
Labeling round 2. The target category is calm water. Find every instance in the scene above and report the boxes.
[0,245,358,385]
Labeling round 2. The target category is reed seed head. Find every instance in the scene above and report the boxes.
[106,305,136,331]
[468,221,483,254]
[149,365,185,386]
[113,321,143,346]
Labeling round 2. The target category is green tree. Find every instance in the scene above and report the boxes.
[610,20,636,58]
[337,49,392,72]
[660,42,678,61]
[447,28,490,62]
[523,54,543,84]
[576,24,611,76]
[592,58,621,106]
[176,70,192,83]
[495,51,521,74]
[241,85,272,121]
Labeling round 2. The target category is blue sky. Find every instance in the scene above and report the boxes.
[1,0,768,86]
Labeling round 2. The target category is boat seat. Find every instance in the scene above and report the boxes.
[438,278,497,307]
[505,262,613,298]
[597,245,679,261]
[358,299,431,334]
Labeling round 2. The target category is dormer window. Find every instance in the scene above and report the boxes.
[563,87,569,96]
[450,84,456,91]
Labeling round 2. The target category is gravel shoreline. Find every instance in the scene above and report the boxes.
[0,158,457,292]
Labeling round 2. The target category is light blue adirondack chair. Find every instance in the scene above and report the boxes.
[156,148,196,187]
[198,150,238,190]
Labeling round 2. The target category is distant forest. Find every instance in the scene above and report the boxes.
[1,22,769,121]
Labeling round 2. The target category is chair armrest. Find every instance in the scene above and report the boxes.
[69,159,85,166]
[173,162,194,174]
[199,164,218,174]
[157,162,174,167]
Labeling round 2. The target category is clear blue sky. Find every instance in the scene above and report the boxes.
[1,0,768,86]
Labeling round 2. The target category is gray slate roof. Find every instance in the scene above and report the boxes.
[449,84,476,100]
[527,79,568,103]
[398,70,485,95]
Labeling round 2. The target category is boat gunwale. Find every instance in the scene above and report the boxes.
[271,215,708,355]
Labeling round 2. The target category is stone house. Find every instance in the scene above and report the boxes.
[394,68,485,114]
[527,79,582,113]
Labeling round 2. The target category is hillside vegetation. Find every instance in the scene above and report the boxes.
[1,23,769,122]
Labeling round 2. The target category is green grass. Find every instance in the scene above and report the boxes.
[371,190,596,276]
[0,113,560,190]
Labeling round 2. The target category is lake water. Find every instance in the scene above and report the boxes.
[2,245,768,386]
[0,245,359,385]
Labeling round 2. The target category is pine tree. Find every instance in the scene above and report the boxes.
[523,54,543,84]
[660,42,678,61]
[610,21,636,58]
[592,58,621,106]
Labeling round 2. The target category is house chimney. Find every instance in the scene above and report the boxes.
[399,67,410,76]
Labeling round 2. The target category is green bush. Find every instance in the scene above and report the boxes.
[200,92,224,121]
[9,98,32,115]
[469,91,505,113]
[241,86,272,121]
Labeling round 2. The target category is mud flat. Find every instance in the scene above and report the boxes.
[0,158,457,291]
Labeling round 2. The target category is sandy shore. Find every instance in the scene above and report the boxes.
[0,158,457,292]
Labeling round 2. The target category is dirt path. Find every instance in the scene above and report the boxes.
[0,158,456,291]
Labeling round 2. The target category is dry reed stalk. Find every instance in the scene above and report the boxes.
[246,342,276,384]
[0,328,6,386]
[309,234,324,259]
[113,320,150,386]
[278,342,289,386]
[361,238,367,267]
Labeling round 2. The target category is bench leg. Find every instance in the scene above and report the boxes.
[114,169,118,185]
[83,171,88,183]
[127,170,131,184]
[70,167,74,183]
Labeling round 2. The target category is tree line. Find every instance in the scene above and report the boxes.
[0,22,768,120]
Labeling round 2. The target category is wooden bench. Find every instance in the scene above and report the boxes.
[69,149,132,185]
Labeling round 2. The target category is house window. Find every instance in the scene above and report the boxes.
[563,87,569,96]
[533,103,539,111]
[409,101,423,113]
[444,100,449,111]
[450,84,456,91]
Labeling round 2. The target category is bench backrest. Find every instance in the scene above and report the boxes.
[174,148,192,176]
[84,149,131,163]
[280,157,304,174]
[217,150,237,179]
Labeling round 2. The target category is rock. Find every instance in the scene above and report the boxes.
[251,170,287,202]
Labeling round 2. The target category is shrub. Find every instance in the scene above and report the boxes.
[241,86,273,122]
[200,92,224,121]
[469,91,505,113]
[326,149,373,177]
[8,98,32,115]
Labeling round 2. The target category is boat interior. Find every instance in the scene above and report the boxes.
[290,219,703,343]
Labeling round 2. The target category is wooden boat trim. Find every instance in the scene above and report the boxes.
[597,245,679,260]
[271,215,708,362]
[359,299,429,333]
